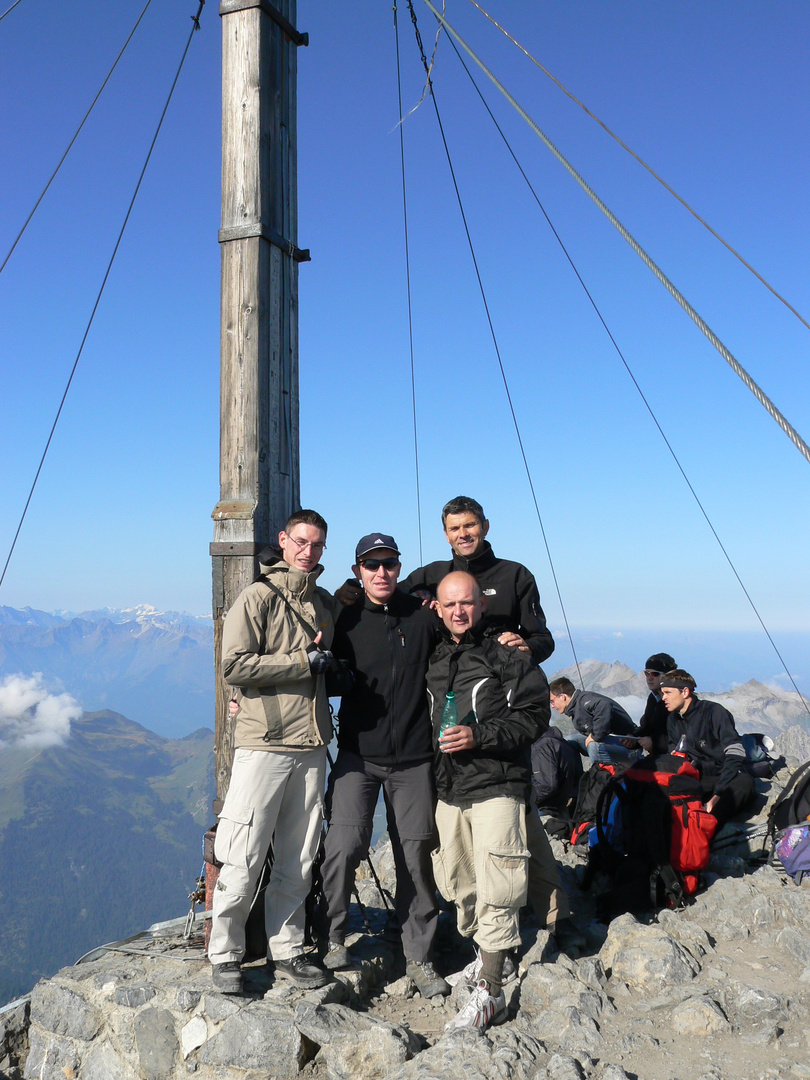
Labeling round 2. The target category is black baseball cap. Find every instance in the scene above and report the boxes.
[355,533,401,561]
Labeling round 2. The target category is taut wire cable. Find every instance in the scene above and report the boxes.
[406,0,584,688]
[0,1,206,592]
[421,0,810,469]
[436,9,809,712]
[0,0,156,279]
[464,0,810,334]
[0,0,24,24]
[393,0,423,565]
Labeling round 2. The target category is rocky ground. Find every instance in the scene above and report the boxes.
[3,731,810,1080]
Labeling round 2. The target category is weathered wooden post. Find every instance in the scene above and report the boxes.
[211,0,309,798]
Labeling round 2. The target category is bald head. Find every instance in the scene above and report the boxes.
[436,571,485,642]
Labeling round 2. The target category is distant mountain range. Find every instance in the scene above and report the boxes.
[0,605,213,738]
[0,708,214,1006]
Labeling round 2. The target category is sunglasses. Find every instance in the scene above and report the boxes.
[643,669,662,677]
[359,558,400,571]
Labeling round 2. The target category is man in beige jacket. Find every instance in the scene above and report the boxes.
[208,509,338,993]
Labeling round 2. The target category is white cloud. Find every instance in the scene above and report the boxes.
[0,673,81,750]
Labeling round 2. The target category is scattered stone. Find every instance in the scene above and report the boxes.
[133,1007,179,1080]
[114,985,156,1008]
[670,995,730,1035]
[384,977,415,998]
[30,981,102,1042]
[180,1015,208,1059]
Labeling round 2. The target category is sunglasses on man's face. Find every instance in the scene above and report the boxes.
[359,558,400,571]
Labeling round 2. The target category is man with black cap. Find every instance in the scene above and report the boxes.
[319,533,449,999]
[635,652,677,755]
[660,669,755,827]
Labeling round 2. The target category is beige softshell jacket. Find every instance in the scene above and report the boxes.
[222,555,337,750]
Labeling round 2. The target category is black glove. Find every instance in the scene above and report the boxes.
[307,644,335,674]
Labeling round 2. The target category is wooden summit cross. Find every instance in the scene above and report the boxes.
[210,0,308,797]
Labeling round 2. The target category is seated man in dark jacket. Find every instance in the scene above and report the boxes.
[428,571,548,1031]
[660,669,755,828]
[549,676,640,766]
[531,727,584,814]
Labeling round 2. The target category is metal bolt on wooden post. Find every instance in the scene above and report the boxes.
[211,0,308,799]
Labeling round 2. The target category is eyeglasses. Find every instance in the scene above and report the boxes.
[288,536,326,553]
[643,669,662,677]
[359,558,400,571]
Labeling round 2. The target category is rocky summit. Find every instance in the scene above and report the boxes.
[3,733,810,1080]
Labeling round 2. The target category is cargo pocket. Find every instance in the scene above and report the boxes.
[430,845,457,904]
[480,845,529,908]
[214,803,254,895]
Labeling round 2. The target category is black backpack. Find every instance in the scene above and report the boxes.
[544,763,619,845]
[767,759,810,840]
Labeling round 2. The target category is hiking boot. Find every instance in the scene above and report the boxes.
[405,959,450,998]
[272,954,329,989]
[446,949,517,988]
[323,941,350,970]
[444,980,508,1031]
[549,917,587,955]
[211,961,244,994]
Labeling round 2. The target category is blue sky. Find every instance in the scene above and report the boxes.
[1,2,809,683]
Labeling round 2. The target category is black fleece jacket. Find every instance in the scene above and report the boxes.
[331,590,437,766]
[426,624,550,806]
[402,541,554,663]
[666,696,747,794]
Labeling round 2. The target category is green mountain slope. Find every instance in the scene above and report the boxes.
[0,711,214,1005]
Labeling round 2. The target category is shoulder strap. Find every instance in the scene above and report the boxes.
[258,576,319,643]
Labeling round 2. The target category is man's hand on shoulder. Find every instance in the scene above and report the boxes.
[335,579,363,606]
[498,631,529,652]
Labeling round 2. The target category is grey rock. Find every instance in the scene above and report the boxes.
[29,981,102,1042]
[201,992,242,1021]
[615,1032,659,1053]
[389,1026,544,1080]
[670,995,730,1035]
[82,1038,139,1080]
[545,1052,586,1080]
[0,999,29,1075]
[133,1007,179,1080]
[114,985,156,1008]
[721,983,789,1032]
[777,926,810,964]
[576,957,608,990]
[175,988,201,1012]
[294,1001,421,1080]
[602,921,702,989]
[600,1066,633,1080]
[197,1001,308,1075]
[23,1028,79,1080]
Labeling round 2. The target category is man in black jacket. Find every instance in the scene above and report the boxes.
[549,677,640,766]
[661,669,755,827]
[428,571,548,1030]
[319,534,449,999]
[402,495,554,663]
[635,652,677,754]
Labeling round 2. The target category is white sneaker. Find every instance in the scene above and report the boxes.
[445,950,517,988]
[445,951,481,987]
[444,980,508,1032]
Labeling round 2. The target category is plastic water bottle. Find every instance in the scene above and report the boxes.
[674,735,689,758]
[439,692,458,752]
